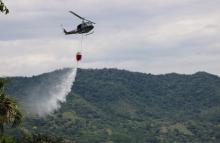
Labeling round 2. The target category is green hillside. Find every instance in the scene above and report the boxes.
[5,68,220,143]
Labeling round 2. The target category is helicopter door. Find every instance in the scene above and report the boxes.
[77,24,82,31]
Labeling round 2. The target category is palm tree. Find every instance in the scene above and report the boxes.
[0,78,23,136]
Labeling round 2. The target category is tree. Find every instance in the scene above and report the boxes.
[0,78,23,136]
[0,0,9,14]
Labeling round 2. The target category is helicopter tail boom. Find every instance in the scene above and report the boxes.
[63,28,78,35]
[63,28,68,35]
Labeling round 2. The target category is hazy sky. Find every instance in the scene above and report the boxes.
[0,0,220,76]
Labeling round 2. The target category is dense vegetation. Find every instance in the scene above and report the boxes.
[4,68,220,143]
[0,78,23,143]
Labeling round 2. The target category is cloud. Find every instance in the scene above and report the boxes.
[1,0,220,76]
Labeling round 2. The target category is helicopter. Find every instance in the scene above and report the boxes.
[63,11,95,35]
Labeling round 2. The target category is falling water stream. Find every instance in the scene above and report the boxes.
[24,68,77,116]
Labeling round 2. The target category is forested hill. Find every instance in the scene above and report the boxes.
[5,68,220,143]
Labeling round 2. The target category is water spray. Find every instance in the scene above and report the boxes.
[23,68,77,116]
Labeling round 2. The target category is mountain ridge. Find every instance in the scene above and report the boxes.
[3,68,220,143]
[5,67,220,78]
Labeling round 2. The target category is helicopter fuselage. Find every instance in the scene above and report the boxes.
[77,22,94,34]
[63,22,94,35]
[63,11,95,35]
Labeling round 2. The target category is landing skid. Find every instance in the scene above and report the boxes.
[86,31,94,36]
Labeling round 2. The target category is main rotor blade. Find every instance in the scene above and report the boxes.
[69,11,96,24]
[69,11,84,20]
[86,20,96,24]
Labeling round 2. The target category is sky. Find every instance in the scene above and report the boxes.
[0,0,220,76]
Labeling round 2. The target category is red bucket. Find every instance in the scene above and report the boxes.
[76,52,82,61]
